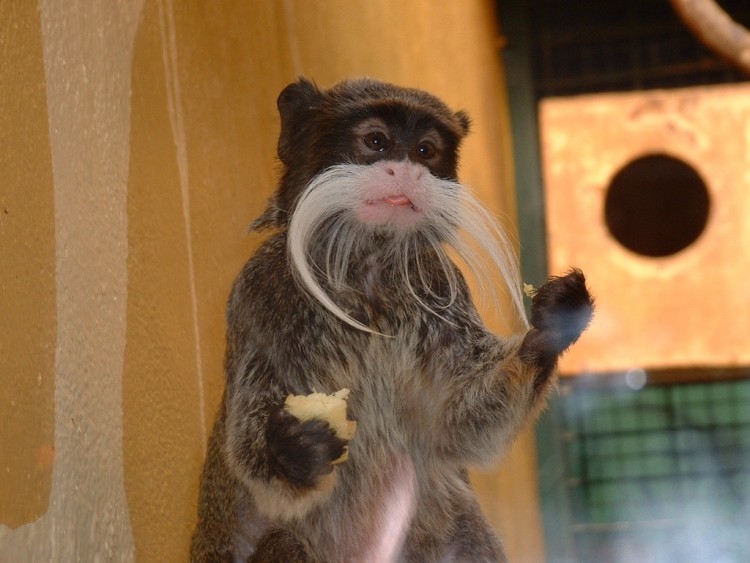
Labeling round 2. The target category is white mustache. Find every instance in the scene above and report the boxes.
[287,163,527,334]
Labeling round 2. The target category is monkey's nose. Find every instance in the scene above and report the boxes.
[385,167,396,176]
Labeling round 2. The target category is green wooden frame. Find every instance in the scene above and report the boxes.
[498,1,575,560]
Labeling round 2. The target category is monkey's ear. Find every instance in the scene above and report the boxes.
[277,78,324,165]
[455,110,471,135]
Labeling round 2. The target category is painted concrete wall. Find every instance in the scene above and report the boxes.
[0,1,543,561]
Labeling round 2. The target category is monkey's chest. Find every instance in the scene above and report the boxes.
[345,335,441,447]
[292,340,466,561]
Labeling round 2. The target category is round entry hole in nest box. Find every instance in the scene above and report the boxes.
[604,153,711,257]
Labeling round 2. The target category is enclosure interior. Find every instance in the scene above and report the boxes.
[503,0,750,561]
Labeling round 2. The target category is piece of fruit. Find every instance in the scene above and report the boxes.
[284,389,357,463]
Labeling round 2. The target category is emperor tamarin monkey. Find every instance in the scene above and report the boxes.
[190,78,594,562]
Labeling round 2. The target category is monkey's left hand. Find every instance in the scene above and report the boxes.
[519,269,594,369]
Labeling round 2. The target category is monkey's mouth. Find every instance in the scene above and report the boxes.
[365,195,421,212]
[382,195,413,207]
[357,194,424,228]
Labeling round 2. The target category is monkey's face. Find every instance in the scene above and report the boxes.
[281,79,471,240]
[259,78,470,233]
[343,116,454,231]
[276,79,526,332]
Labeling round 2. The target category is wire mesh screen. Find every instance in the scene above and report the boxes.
[558,377,750,562]
[520,1,750,560]
[528,0,750,97]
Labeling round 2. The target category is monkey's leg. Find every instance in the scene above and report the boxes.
[248,529,311,563]
[191,408,240,563]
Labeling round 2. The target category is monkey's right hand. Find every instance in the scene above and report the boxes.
[266,409,348,489]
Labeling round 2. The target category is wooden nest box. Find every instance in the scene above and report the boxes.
[539,84,750,375]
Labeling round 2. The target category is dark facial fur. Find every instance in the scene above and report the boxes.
[190,78,594,562]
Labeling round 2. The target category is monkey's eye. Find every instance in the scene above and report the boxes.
[363,131,390,152]
[416,141,437,160]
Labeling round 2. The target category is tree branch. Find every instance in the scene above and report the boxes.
[670,0,750,76]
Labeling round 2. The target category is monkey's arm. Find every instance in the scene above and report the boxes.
[429,270,593,464]
[223,364,346,521]
[220,252,348,522]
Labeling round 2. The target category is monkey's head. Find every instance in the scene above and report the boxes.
[255,78,525,333]
[254,77,471,231]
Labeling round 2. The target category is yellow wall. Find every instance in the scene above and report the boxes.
[0,1,543,561]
